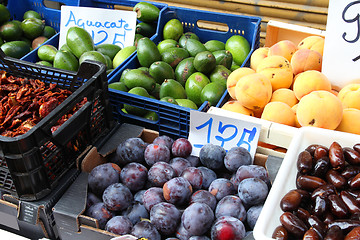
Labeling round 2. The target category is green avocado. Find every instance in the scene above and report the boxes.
[123,68,156,92]
[53,50,79,72]
[42,26,57,39]
[79,50,107,67]
[0,4,10,25]
[175,98,198,110]
[193,51,216,75]
[23,10,42,20]
[185,72,210,106]
[133,2,160,23]
[174,57,196,87]
[200,82,226,106]
[178,32,199,48]
[213,50,233,69]
[157,39,179,54]
[159,79,187,99]
[137,37,161,67]
[36,60,53,67]
[66,26,94,58]
[144,111,159,121]
[37,44,58,62]
[184,38,206,57]
[21,18,45,40]
[108,81,128,92]
[163,19,183,41]
[124,87,150,116]
[149,61,175,84]
[95,43,121,60]
[160,96,178,105]
[0,20,23,42]
[204,40,225,52]
[136,22,156,38]
[209,65,231,88]
[161,47,189,68]
[1,41,31,58]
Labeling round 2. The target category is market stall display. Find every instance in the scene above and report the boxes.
[5,0,360,240]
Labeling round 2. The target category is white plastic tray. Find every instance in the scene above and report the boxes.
[253,126,360,240]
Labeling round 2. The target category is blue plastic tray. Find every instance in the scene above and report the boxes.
[108,6,261,139]
[20,0,168,78]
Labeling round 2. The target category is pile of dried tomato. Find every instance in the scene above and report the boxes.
[0,71,87,137]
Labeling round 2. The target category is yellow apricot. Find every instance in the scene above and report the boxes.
[235,73,272,110]
[336,108,360,135]
[291,49,322,76]
[261,101,296,126]
[256,55,294,91]
[293,70,332,100]
[226,67,255,99]
[250,47,269,71]
[298,35,325,56]
[296,90,343,130]
[221,100,254,116]
[337,83,360,110]
[268,40,298,62]
[270,88,298,107]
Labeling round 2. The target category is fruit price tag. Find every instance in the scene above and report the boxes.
[322,0,360,89]
[59,6,137,48]
[188,110,261,158]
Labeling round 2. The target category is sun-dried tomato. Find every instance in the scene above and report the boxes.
[0,71,87,137]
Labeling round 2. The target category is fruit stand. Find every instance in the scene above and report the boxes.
[2,0,360,240]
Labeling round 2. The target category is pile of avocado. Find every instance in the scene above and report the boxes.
[109,16,251,121]
[0,4,56,59]
[35,26,123,72]
[35,2,161,73]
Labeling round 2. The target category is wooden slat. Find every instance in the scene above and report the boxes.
[269,0,329,8]
[227,0,328,14]
[152,0,327,24]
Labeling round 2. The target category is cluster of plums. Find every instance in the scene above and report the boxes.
[85,135,271,240]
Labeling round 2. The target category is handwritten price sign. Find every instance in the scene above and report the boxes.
[188,111,261,159]
[59,6,137,49]
[322,0,360,89]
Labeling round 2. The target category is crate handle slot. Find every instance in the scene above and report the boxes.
[41,0,81,8]
[52,101,93,145]
[73,60,107,91]
[195,20,229,33]
[42,0,64,10]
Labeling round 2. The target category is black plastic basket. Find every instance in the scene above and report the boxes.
[0,49,115,201]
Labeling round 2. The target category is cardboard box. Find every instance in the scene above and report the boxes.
[53,123,283,240]
[0,168,79,239]
[265,20,325,47]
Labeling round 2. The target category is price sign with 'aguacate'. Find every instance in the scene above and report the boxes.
[322,0,360,89]
[59,6,137,49]
[188,111,261,159]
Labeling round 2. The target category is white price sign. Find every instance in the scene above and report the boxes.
[59,6,137,49]
[322,0,360,89]
[188,111,261,159]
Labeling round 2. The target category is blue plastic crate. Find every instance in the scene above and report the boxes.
[108,6,261,139]
[7,0,80,32]
[20,0,168,78]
